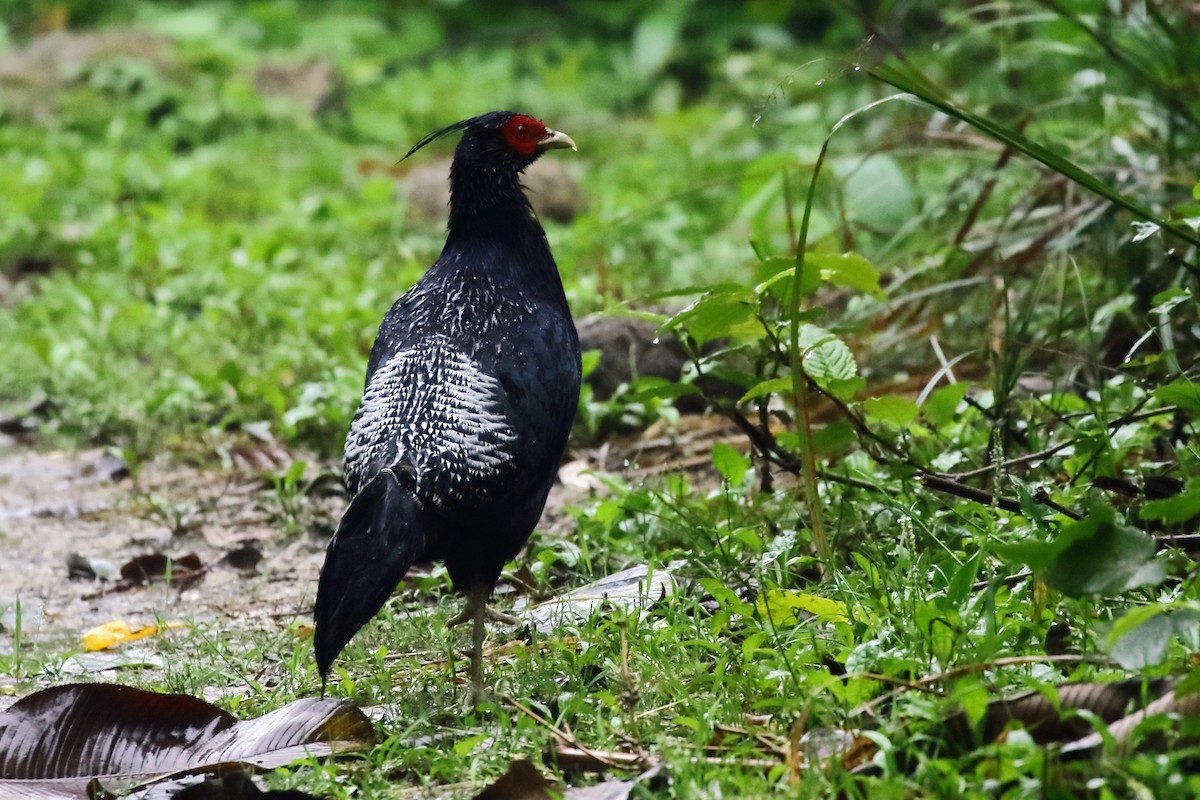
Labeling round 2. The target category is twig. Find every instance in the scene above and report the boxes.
[972,569,1032,592]
[1032,487,1084,520]
[504,695,652,772]
[851,654,1114,721]
[552,746,651,772]
[922,474,1022,514]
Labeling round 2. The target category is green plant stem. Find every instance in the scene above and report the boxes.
[788,158,829,566]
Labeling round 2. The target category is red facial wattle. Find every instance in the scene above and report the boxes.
[500,114,547,156]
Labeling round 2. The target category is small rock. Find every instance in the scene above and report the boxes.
[253,58,347,118]
[66,552,96,581]
[577,315,690,399]
[79,449,130,483]
[221,542,264,574]
[577,314,742,412]
[404,157,585,224]
[65,553,118,581]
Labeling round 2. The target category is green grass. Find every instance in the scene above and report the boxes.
[4,0,1200,797]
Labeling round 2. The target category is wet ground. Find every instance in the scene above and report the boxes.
[0,438,333,678]
[0,413,733,706]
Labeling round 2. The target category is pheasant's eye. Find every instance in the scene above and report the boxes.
[501,114,546,154]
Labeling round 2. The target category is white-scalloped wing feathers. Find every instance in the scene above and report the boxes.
[344,336,518,509]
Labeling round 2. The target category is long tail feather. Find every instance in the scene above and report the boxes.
[313,468,429,683]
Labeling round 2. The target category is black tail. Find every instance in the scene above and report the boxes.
[313,468,430,685]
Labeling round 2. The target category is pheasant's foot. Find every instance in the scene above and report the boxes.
[485,606,520,625]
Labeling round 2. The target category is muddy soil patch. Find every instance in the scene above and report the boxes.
[0,444,334,672]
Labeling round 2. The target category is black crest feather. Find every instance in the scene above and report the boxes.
[402,118,472,161]
[401,111,520,161]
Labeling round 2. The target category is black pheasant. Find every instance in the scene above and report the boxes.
[313,111,580,702]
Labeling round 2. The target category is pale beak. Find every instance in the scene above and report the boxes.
[539,128,577,151]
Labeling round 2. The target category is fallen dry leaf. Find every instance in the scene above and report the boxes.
[0,683,374,799]
[79,620,184,652]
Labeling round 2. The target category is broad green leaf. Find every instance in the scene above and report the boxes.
[1175,670,1200,698]
[631,381,699,401]
[1149,288,1191,315]
[666,291,756,345]
[754,257,819,301]
[580,349,602,378]
[1140,482,1200,523]
[711,441,749,485]
[924,382,970,426]
[998,504,1165,597]
[810,420,856,453]
[835,154,914,234]
[1107,604,1200,670]
[454,732,490,756]
[756,590,849,625]
[947,550,983,606]
[824,376,866,400]
[806,251,883,298]
[1154,380,1200,412]
[740,376,791,403]
[863,395,919,430]
[953,675,990,728]
[631,0,687,77]
[698,577,755,617]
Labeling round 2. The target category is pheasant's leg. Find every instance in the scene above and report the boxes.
[469,596,487,706]
[485,606,520,625]
[447,590,517,629]
[447,585,491,705]
[446,587,482,629]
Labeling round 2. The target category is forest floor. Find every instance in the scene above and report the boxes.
[0,414,732,708]
[0,436,329,704]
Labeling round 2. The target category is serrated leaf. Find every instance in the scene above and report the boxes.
[798,324,858,388]
[863,395,919,429]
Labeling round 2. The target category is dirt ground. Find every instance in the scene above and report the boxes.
[0,436,333,683]
[0,411,732,711]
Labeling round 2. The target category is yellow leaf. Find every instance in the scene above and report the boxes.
[756,590,850,626]
[80,620,181,651]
